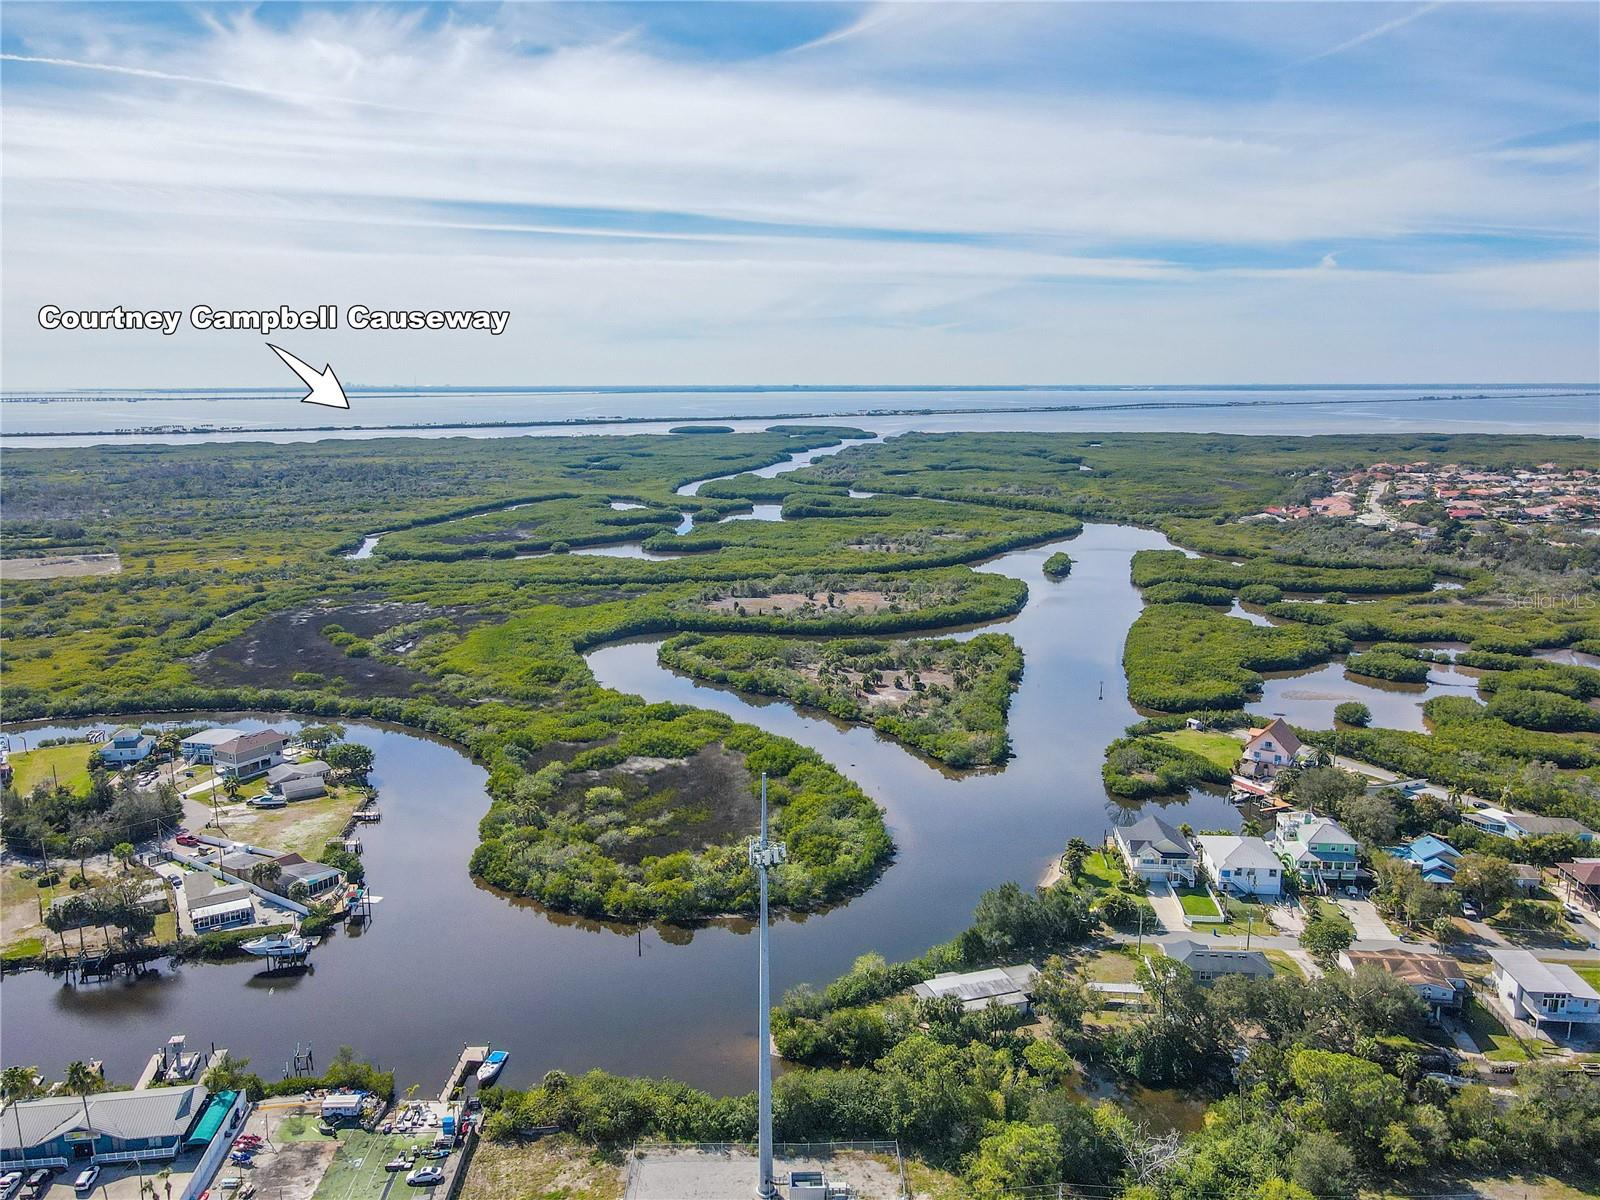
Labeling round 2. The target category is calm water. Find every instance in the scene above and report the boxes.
[2,525,1247,1095]
[2,386,1595,447]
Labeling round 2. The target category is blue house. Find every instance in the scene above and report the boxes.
[0,1084,233,1170]
[99,727,155,765]
[1389,834,1461,885]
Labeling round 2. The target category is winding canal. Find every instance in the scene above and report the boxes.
[1,441,1470,1097]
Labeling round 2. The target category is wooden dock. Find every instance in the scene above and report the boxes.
[441,1045,489,1105]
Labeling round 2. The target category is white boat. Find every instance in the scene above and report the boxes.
[476,1050,508,1084]
[241,932,310,958]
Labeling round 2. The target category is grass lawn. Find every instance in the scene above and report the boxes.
[1077,945,1145,984]
[1460,999,1540,1062]
[1176,886,1222,919]
[1154,729,1243,773]
[313,1128,448,1200]
[459,1135,624,1200]
[1263,949,1304,978]
[9,743,95,795]
[222,785,366,860]
[1077,850,1124,891]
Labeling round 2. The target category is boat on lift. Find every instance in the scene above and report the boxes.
[476,1050,509,1084]
[241,932,310,958]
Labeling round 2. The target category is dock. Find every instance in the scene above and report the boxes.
[442,1045,489,1106]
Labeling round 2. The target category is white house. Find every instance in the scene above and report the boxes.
[179,727,246,764]
[1114,816,1196,885]
[212,730,286,780]
[1490,948,1600,1035]
[1272,810,1359,889]
[911,965,1039,1013]
[1196,834,1283,897]
[1462,806,1595,843]
[99,727,155,764]
[1237,718,1308,782]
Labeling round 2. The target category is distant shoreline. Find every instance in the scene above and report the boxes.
[2,388,1595,441]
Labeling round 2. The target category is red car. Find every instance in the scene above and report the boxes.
[175,833,200,847]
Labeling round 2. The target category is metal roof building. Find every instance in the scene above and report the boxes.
[911,964,1039,1012]
[0,1085,211,1169]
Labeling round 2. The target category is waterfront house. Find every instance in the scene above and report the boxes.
[1237,718,1307,782]
[178,727,246,764]
[271,853,344,899]
[1388,834,1462,885]
[99,727,155,765]
[1341,948,1468,1016]
[1556,860,1600,911]
[1196,834,1283,897]
[275,775,327,802]
[911,964,1039,1013]
[1490,948,1600,1036]
[1162,939,1272,983]
[1114,816,1196,885]
[1461,806,1595,842]
[1272,810,1359,890]
[0,1084,223,1170]
[266,760,330,788]
[182,874,255,931]
[211,729,286,780]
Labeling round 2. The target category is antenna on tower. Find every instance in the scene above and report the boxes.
[749,772,787,1200]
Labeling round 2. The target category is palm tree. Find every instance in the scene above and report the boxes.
[43,903,70,958]
[64,1060,99,1130]
[3,1065,40,1170]
[113,842,136,875]
[70,837,93,884]
[250,861,283,891]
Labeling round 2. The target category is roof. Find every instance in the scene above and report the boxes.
[266,760,329,785]
[1345,948,1467,990]
[214,729,285,758]
[279,859,341,884]
[1278,811,1356,848]
[1491,948,1600,1000]
[1466,808,1595,838]
[911,964,1039,1009]
[185,1091,238,1148]
[0,1085,208,1153]
[1162,939,1272,977]
[1196,834,1280,873]
[1117,816,1193,858]
[182,873,252,908]
[181,727,246,747]
[277,777,327,799]
[1557,860,1600,886]
[1245,718,1302,757]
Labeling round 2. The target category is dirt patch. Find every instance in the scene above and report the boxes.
[706,589,893,615]
[461,1135,624,1200]
[0,553,122,579]
[796,663,955,710]
[566,744,757,864]
[190,598,463,699]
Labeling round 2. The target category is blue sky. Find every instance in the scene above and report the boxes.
[2,1,1596,387]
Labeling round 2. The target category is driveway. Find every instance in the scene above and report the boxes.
[1334,897,1396,942]
[1144,882,1188,934]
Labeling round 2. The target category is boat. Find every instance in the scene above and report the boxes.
[476,1050,508,1084]
[240,932,310,958]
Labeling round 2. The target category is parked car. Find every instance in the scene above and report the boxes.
[71,1168,98,1195]
[176,833,200,847]
[23,1168,54,1199]
[1461,903,1479,919]
[405,1169,444,1188]
[1,1171,24,1198]
[384,1159,411,1173]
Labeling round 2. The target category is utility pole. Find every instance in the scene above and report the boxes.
[749,773,786,1200]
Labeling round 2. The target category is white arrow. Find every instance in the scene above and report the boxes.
[267,343,349,409]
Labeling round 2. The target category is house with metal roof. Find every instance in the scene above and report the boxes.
[178,728,246,764]
[1462,806,1596,843]
[1196,834,1283,897]
[181,873,255,931]
[911,965,1040,1013]
[0,1084,225,1170]
[266,760,330,789]
[1388,834,1462,885]
[1114,816,1196,885]
[1490,948,1600,1036]
[1556,859,1600,910]
[1272,810,1359,889]
[274,775,327,802]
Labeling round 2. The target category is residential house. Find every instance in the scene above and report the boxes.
[0,1084,232,1170]
[271,853,344,899]
[1237,718,1308,782]
[178,727,246,764]
[181,874,255,931]
[1272,811,1360,889]
[266,760,330,788]
[1114,816,1196,885]
[1196,834,1283,897]
[1461,806,1596,843]
[911,965,1039,1013]
[1341,948,1468,1016]
[1556,860,1600,910]
[1388,834,1462,885]
[211,730,286,780]
[1162,939,1272,982]
[1490,948,1600,1035]
[275,776,327,802]
[99,727,155,765]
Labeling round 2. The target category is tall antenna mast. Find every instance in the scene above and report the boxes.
[750,772,786,1199]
